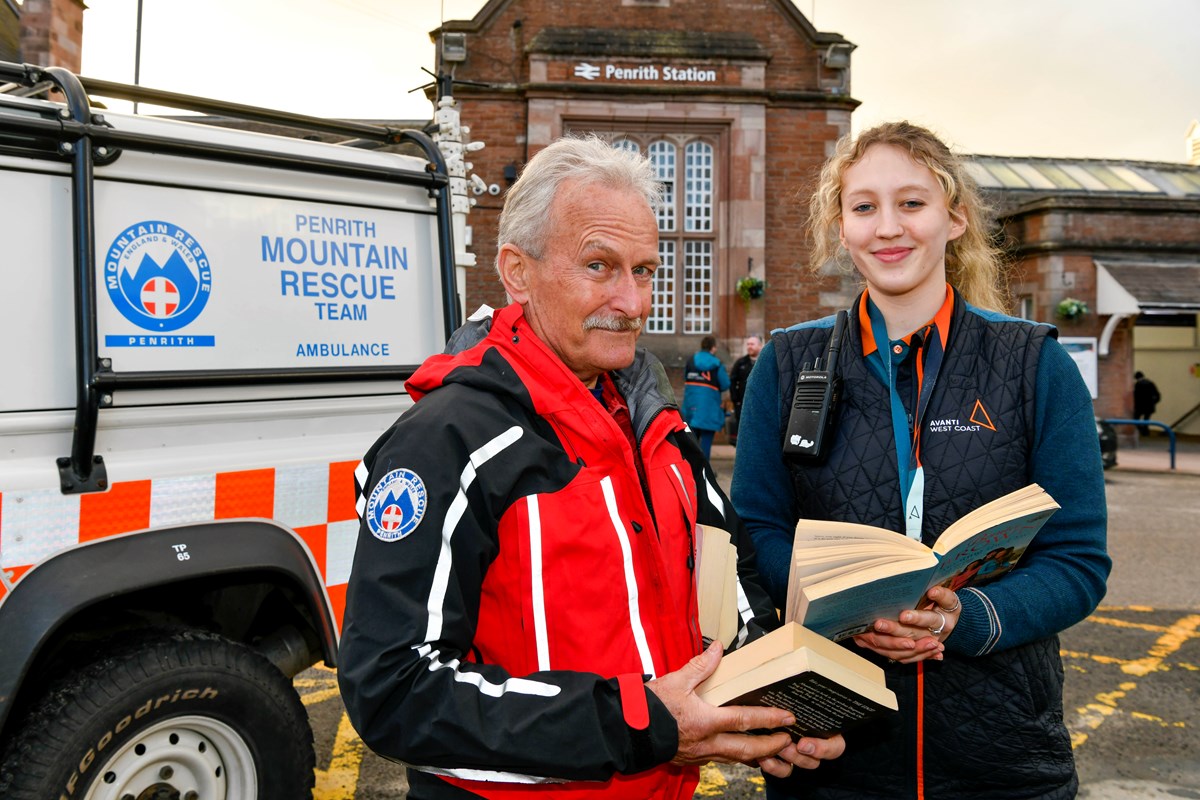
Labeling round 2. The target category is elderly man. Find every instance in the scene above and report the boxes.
[338,135,844,800]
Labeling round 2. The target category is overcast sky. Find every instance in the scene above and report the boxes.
[80,0,1200,163]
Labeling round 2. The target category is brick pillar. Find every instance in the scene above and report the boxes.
[20,0,85,71]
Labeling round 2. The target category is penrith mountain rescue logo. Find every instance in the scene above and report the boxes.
[105,221,212,333]
[366,468,428,542]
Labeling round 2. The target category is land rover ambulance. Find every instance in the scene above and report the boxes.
[0,60,463,798]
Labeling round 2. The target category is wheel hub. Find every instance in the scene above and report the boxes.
[85,715,255,800]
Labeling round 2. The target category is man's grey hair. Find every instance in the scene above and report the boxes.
[496,135,662,265]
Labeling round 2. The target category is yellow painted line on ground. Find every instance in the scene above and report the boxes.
[1061,648,1139,668]
[696,763,763,796]
[296,665,342,706]
[314,711,366,799]
[1088,615,1176,634]
[1130,711,1187,728]
[301,687,344,706]
[1067,612,1200,748]
[694,763,730,796]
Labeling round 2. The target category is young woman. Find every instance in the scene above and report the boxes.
[731,122,1111,799]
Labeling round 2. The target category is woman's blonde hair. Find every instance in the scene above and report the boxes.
[808,121,1008,313]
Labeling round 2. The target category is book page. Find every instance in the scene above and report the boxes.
[926,507,1057,592]
[794,518,931,551]
[791,555,902,588]
[794,562,937,640]
[696,525,733,644]
[716,540,740,647]
[934,484,1058,554]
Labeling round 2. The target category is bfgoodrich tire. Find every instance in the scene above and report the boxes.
[0,630,315,800]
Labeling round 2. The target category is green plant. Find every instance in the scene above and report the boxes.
[1056,297,1089,321]
[736,276,766,303]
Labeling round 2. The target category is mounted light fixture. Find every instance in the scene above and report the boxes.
[441,33,468,63]
[821,42,855,71]
[819,42,855,95]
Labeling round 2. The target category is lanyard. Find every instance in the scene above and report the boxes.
[866,302,945,540]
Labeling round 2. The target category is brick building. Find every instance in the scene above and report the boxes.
[10,0,83,70]
[975,157,1200,435]
[1,1,20,63]
[434,0,858,370]
[432,0,1200,432]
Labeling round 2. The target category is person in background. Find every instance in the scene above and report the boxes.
[1133,370,1161,420]
[683,335,731,459]
[338,135,844,800]
[728,334,764,447]
[731,121,1110,799]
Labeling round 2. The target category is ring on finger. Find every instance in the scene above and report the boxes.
[929,610,946,636]
[942,594,961,613]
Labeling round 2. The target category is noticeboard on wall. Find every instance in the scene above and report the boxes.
[1060,337,1099,400]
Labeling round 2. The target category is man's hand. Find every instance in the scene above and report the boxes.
[757,735,846,778]
[647,641,845,777]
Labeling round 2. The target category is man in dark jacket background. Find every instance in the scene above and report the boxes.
[727,334,763,446]
[1133,371,1161,420]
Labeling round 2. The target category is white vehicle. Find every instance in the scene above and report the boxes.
[0,61,459,799]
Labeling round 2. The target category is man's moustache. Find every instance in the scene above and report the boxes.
[583,315,643,333]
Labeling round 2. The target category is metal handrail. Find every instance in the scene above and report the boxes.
[1101,419,1176,470]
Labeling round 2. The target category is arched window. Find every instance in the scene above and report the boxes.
[607,134,717,335]
[682,141,714,333]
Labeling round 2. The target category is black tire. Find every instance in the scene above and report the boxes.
[0,630,314,800]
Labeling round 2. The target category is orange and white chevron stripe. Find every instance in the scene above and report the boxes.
[0,461,361,625]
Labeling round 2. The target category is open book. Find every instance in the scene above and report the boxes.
[696,622,898,739]
[787,484,1059,641]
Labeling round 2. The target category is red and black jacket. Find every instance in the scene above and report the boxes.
[339,303,776,799]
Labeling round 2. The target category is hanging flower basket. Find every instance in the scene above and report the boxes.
[1056,297,1089,322]
[736,276,766,303]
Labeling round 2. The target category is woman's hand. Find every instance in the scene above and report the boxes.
[852,587,961,664]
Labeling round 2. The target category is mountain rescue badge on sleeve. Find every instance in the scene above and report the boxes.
[366,468,427,541]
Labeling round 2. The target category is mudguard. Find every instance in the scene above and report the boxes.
[0,519,339,735]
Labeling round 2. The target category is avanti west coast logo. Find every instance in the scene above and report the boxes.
[104,221,215,347]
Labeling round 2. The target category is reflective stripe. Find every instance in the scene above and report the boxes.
[414,643,560,698]
[527,494,551,671]
[733,578,752,649]
[410,765,566,785]
[354,460,370,517]
[702,471,726,522]
[600,475,656,677]
[669,463,692,508]
[425,426,524,644]
[2,462,359,576]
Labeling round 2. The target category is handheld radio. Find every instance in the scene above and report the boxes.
[782,309,847,462]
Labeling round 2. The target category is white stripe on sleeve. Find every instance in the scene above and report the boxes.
[425,425,524,644]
